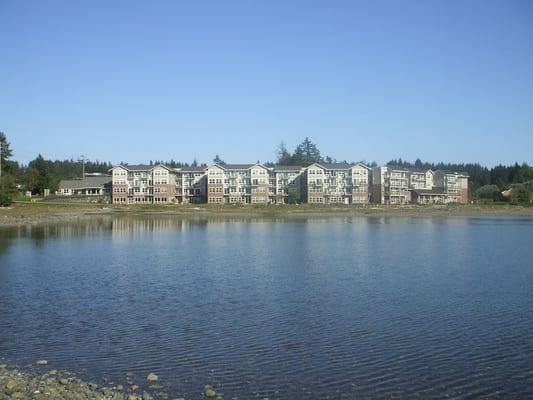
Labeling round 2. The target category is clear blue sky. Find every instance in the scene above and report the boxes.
[1,0,532,167]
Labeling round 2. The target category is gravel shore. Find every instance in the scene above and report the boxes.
[1,202,532,227]
[0,364,191,400]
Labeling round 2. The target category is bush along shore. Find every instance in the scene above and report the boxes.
[0,362,224,400]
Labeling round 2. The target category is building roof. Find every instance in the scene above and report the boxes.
[179,166,207,172]
[273,165,304,171]
[435,169,470,177]
[112,164,174,172]
[58,176,111,190]
[222,163,256,170]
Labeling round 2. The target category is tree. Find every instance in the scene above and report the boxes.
[0,175,17,206]
[26,154,56,195]
[509,183,530,204]
[476,185,500,202]
[276,142,292,165]
[213,154,226,165]
[0,132,14,176]
[291,137,323,166]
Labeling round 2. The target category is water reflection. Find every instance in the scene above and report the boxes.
[1,216,533,399]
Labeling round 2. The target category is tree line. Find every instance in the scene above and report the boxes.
[0,132,532,205]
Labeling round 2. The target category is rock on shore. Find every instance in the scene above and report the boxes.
[0,366,147,400]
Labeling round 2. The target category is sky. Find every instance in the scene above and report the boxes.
[1,0,532,167]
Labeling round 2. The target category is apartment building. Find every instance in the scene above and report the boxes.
[206,164,271,204]
[108,160,468,206]
[272,166,305,204]
[372,166,469,204]
[433,170,469,204]
[303,163,371,204]
[176,166,207,204]
[110,164,177,204]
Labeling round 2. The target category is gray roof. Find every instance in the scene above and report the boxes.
[117,164,153,171]
[59,176,111,190]
[273,165,304,171]
[179,166,207,172]
[114,164,173,171]
[219,163,256,170]
[316,163,357,170]
[435,169,470,177]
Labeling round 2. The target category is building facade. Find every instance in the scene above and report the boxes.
[110,164,177,204]
[303,163,371,204]
[57,176,112,197]
[372,166,469,204]
[176,166,207,204]
[433,170,469,204]
[107,162,468,205]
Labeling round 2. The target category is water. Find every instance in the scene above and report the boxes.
[1,216,533,399]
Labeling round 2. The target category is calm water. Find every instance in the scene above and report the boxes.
[1,216,533,399]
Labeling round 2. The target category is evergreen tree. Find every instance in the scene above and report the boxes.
[0,175,17,206]
[0,132,14,175]
[213,154,226,165]
[291,137,322,166]
[276,142,292,165]
[26,154,57,194]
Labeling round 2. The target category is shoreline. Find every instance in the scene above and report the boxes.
[1,202,533,227]
[0,364,160,400]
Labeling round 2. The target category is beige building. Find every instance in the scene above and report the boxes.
[304,163,371,204]
[206,163,272,204]
[176,166,207,204]
[372,166,469,204]
[371,166,410,204]
[272,166,305,204]
[107,160,468,206]
[110,164,177,204]
[433,170,469,204]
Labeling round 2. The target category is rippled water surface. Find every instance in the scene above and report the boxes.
[1,216,533,399]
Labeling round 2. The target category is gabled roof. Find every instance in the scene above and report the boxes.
[111,164,173,172]
[435,169,470,177]
[210,163,269,171]
[59,176,111,190]
[319,163,356,170]
[352,162,371,170]
[309,162,367,170]
[408,169,434,174]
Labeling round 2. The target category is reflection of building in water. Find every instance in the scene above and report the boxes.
[110,217,202,237]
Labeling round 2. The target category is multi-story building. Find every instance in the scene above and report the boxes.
[110,164,177,204]
[206,163,272,204]
[272,166,305,204]
[303,163,371,204]
[433,170,469,204]
[373,166,469,204]
[176,166,207,204]
[371,166,410,204]
[108,160,468,206]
